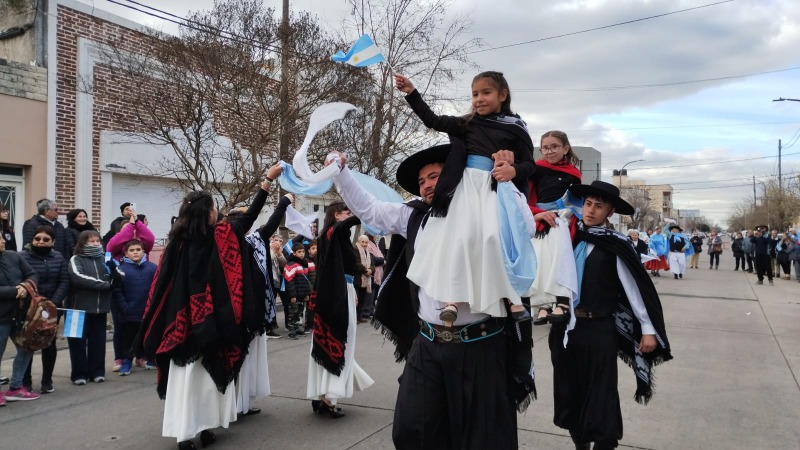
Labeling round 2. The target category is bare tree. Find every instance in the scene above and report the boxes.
[330,0,480,186]
[621,185,655,230]
[727,176,800,231]
[83,0,364,209]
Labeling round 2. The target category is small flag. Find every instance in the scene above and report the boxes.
[63,309,85,338]
[331,34,385,67]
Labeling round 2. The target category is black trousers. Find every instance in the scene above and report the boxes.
[354,285,373,319]
[754,254,773,281]
[550,317,622,448]
[709,253,720,267]
[67,313,108,381]
[393,332,517,450]
[119,321,142,360]
[745,253,755,271]
[733,252,745,270]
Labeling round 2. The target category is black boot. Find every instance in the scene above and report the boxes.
[200,430,215,448]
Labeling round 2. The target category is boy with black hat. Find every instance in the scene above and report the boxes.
[667,224,688,279]
[283,242,316,339]
[553,180,673,450]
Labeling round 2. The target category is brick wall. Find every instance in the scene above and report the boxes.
[54,4,155,221]
[0,58,46,101]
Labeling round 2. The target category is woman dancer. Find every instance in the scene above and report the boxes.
[138,164,281,449]
[307,202,374,418]
[645,226,669,276]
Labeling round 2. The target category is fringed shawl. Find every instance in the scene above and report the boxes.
[312,215,363,376]
[576,222,673,404]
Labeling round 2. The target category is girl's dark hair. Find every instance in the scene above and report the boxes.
[33,225,55,241]
[74,230,102,255]
[168,191,215,241]
[472,71,513,115]
[540,130,580,166]
[0,203,11,231]
[322,201,349,237]
[66,208,87,223]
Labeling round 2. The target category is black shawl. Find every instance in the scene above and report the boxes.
[138,189,268,398]
[575,222,673,404]
[312,215,365,376]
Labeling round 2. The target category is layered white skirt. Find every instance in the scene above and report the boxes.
[306,283,374,405]
[526,213,579,304]
[163,359,237,442]
[236,334,271,414]
[407,167,522,317]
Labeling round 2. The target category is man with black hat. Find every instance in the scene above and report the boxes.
[751,225,774,285]
[667,224,688,280]
[553,181,673,450]
[325,142,534,449]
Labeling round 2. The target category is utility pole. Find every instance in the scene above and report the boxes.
[278,0,290,165]
[778,139,782,195]
[752,175,756,206]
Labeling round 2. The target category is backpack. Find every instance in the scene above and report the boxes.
[13,281,59,352]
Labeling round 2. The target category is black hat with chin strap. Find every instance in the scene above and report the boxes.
[396,144,451,196]
[568,180,635,216]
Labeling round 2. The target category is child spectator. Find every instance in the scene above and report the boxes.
[112,239,157,375]
[283,242,316,339]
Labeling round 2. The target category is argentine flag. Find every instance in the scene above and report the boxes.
[63,309,86,338]
[331,34,385,67]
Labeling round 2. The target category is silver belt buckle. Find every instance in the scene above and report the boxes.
[439,330,454,342]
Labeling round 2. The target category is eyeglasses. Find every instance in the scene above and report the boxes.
[541,145,563,153]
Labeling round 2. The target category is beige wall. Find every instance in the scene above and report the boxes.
[0,93,48,219]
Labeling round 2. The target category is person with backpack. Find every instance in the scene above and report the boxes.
[20,226,69,394]
[0,235,40,404]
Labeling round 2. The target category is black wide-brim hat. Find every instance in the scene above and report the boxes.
[755,224,768,231]
[668,224,683,232]
[568,180,635,216]
[396,144,451,196]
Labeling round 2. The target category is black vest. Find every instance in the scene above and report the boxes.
[580,245,625,317]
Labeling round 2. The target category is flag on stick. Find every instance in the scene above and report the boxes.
[331,34,385,67]
[63,309,85,338]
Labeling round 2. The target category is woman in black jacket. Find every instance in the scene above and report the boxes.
[67,230,112,385]
[731,232,745,271]
[65,209,96,246]
[21,226,69,394]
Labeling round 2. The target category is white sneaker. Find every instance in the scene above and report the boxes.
[73,379,87,386]
[92,376,105,383]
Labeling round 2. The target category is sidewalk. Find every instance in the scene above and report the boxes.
[1,250,798,449]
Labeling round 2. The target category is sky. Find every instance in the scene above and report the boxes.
[77,0,800,227]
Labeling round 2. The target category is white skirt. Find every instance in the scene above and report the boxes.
[526,213,579,304]
[236,334,271,414]
[306,283,374,405]
[407,168,521,317]
[163,359,237,442]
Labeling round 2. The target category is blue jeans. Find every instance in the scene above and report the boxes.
[0,323,34,389]
[67,313,108,381]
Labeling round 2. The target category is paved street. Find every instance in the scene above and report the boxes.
[2,250,799,449]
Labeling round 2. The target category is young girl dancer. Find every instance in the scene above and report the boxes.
[394,71,534,324]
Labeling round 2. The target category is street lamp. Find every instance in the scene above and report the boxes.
[612,159,644,230]
[773,98,800,102]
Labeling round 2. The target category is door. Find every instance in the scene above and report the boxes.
[0,175,24,249]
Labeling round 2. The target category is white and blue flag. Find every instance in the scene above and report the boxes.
[63,309,85,338]
[331,34,385,67]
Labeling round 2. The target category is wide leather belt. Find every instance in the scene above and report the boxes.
[573,309,610,319]
[419,318,504,344]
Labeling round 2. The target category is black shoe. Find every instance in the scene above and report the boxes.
[0,376,8,385]
[265,330,281,339]
[294,329,306,337]
[674,274,678,279]
[311,400,322,413]
[546,304,570,324]
[679,274,682,278]
[178,441,197,450]
[41,382,54,394]
[200,430,215,448]
[320,402,345,418]
[511,308,532,323]
[287,332,298,340]
[240,407,260,416]
[533,305,553,326]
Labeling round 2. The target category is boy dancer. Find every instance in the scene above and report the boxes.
[551,181,673,450]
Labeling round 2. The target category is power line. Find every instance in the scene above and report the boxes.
[515,66,800,93]
[569,120,800,132]
[601,151,800,172]
[468,0,734,54]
